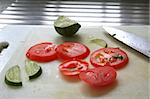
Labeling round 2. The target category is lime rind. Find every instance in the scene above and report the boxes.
[28,67,42,79]
[55,23,81,36]
[25,60,42,80]
[5,65,22,86]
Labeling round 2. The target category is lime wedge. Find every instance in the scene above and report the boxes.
[90,38,107,48]
[5,65,22,86]
[25,60,42,80]
[54,16,81,36]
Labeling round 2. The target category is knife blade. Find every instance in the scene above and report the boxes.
[103,26,150,57]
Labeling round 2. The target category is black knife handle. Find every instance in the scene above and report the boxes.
[0,41,9,53]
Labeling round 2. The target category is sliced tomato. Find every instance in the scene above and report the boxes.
[26,42,57,62]
[56,42,90,60]
[59,59,89,76]
[90,48,129,69]
[79,67,117,87]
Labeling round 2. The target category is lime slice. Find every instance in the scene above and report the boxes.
[54,16,81,36]
[90,38,107,48]
[5,65,22,86]
[25,60,42,80]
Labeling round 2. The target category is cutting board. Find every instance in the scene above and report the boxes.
[0,26,149,99]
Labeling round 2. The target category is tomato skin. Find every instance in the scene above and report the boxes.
[26,42,57,62]
[79,67,117,87]
[59,59,89,76]
[90,48,129,69]
[56,42,90,60]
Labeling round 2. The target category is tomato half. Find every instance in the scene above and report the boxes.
[90,48,129,69]
[56,42,90,60]
[26,42,57,62]
[79,67,117,87]
[59,59,89,76]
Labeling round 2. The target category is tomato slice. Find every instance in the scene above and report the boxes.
[26,42,57,62]
[59,59,89,76]
[79,67,117,87]
[56,42,90,60]
[90,48,129,69]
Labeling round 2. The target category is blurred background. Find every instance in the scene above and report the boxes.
[0,0,149,26]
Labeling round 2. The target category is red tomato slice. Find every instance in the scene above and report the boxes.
[79,67,117,87]
[26,42,57,62]
[90,48,129,69]
[56,42,90,60]
[59,59,89,76]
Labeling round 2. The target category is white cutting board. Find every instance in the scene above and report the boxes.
[0,25,149,99]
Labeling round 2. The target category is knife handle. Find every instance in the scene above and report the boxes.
[0,41,9,53]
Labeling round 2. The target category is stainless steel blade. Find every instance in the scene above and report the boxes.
[103,26,150,57]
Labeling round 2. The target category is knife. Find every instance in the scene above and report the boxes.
[0,41,9,53]
[103,26,150,58]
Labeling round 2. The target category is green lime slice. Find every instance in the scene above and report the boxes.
[5,65,22,86]
[54,16,81,36]
[90,38,107,48]
[25,60,42,80]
